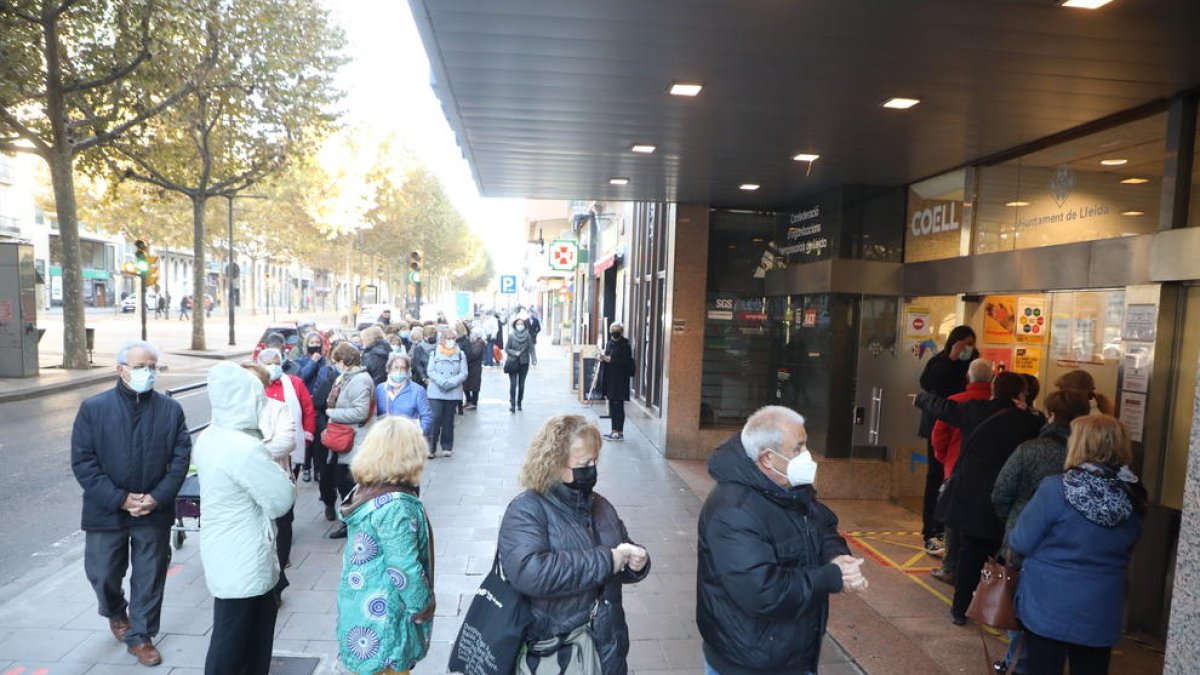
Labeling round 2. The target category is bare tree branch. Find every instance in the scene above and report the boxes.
[110,145,195,196]
[0,139,42,154]
[0,107,49,153]
[0,1,40,23]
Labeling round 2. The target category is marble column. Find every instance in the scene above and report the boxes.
[1164,354,1200,674]
[662,203,709,460]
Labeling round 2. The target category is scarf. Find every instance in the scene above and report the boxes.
[438,344,458,357]
[1062,462,1140,527]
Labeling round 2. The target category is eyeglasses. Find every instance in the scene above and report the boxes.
[123,363,159,372]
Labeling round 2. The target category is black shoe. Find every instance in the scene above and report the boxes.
[951,610,967,626]
[993,660,1008,674]
[302,468,312,483]
[324,504,335,522]
[510,405,515,413]
[329,525,348,539]
[517,403,523,411]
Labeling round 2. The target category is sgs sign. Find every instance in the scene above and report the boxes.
[910,200,961,237]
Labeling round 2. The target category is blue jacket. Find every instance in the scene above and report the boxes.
[1009,473,1144,647]
[375,381,434,434]
[71,380,192,531]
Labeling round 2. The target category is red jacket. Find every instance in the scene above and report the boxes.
[931,381,991,479]
[266,374,316,439]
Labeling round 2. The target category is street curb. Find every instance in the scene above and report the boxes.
[0,369,116,403]
[167,349,254,361]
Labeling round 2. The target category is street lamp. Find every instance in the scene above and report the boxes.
[225,194,268,346]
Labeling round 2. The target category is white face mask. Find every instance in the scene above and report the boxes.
[127,367,156,393]
[770,449,818,486]
[267,364,283,381]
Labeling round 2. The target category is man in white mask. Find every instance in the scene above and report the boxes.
[71,340,192,667]
[696,406,866,675]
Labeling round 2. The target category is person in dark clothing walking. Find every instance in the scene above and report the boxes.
[71,340,192,667]
[497,415,650,675]
[154,294,166,319]
[527,309,542,366]
[463,327,486,409]
[505,317,533,412]
[599,322,635,441]
[697,406,864,675]
[915,371,1042,626]
[916,325,976,557]
[179,295,191,320]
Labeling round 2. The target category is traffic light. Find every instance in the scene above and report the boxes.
[408,251,422,283]
[134,240,150,274]
[146,253,160,287]
[121,261,139,275]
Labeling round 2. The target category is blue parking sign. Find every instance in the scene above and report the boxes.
[500,275,517,294]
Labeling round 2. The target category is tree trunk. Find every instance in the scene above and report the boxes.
[48,150,90,368]
[191,195,207,350]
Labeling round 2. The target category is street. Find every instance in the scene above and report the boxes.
[0,365,214,594]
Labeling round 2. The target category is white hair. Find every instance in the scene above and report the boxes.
[968,358,994,383]
[386,352,410,370]
[741,406,806,461]
[257,348,282,365]
[117,340,159,365]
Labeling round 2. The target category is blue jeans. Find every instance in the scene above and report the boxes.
[1005,629,1027,672]
[705,660,813,675]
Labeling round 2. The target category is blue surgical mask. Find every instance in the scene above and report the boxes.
[389,371,409,384]
[268,364,283,381]
[515,325,526,332]
[958,346,975,362]
[400,331,410,339]
[127,367,156,393]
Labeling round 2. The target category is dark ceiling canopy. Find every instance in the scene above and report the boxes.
[408,0,1200,209]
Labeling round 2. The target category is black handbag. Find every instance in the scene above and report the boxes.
[449,554,532,675]
[503,356,520,374]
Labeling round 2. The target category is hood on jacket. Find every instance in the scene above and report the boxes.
[708,433,816,512]
[1039,422,1071,445]
[340,483,418,520]
[365,340,391,357]
[1063,463,1140,527]
[207,362,264,433]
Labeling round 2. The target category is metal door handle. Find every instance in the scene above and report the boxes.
[868,387,883,445]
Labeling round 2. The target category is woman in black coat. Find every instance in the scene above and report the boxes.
[599,323,634,442]
[463,328,485,410]
[498,415,650,675]
[916,325,976,553]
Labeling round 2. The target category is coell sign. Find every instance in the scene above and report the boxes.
[910,200,960,238]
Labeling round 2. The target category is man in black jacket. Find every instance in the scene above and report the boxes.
[915,370,1042,625]
[71,340,191,667]
[599,322,634,442]
[697,406,865,675]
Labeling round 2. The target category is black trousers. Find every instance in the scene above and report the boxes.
[84,526,172,646]
[429,399,458,451]
[274,507,294,598]
[508,364,529,406]
[205,592,278,675]
[1023,630,1112,675]
[922,439,946,540]
[953,534,1001,617]
[465,389,479,405]
[942,526,963,576]
[610,399,626,433]
[320,457,354,505]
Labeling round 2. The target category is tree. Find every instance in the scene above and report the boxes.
[94,0,344,349]
[0,0,217,367]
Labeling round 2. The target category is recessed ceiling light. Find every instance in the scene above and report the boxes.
[882,97,921,109]
[1121,210,1145,217]
[1100,158,1128,166]
[740,184,760,191]
[668,83,703,97]
[793,153,821,162]
[1062,0,1114,8]
[1120,177,1149,184]
[630,144,656,154]
[1005,201,1031,207]
[609,177,629,186]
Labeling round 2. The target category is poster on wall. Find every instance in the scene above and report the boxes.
[1123,304,1158,342]
[1012,346,1042,375]
[1073,317,1099,363]
[981,347,1013,372]
[1122,344,1152,394]
[1118,391,1147,443]
[1015,296,1048,343]
[983,296,1017,343]
[904,306,937,359]
[1050,317,1072,361]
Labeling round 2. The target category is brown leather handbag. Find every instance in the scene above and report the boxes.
[967,556,1020,629]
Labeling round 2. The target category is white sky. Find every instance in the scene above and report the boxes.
[324,0,528,276]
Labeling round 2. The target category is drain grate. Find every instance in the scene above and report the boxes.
[270,655,321,675]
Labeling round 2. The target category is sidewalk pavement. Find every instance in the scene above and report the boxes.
[0,345,865,675]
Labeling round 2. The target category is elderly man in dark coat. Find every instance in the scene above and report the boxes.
[71,340,192,667]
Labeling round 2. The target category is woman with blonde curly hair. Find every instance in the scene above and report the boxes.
[336,417,435,675]
[497,415,650,675]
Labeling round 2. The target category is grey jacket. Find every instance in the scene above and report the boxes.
[992,424,1071,546]
[325,367,375,462]
[498,486,650,675]
[425,347,468,401]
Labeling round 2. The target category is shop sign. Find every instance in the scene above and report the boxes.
[909,200,961,238]
[780,205,830,260]
[548,240,578,271]
[803,308,818,328]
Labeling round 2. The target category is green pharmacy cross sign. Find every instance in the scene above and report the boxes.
[548,239,578,271]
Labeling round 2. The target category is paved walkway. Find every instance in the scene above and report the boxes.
[0,345,862,674]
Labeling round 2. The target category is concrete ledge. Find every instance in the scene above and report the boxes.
[167,349,253,361]
[0,368,114,403]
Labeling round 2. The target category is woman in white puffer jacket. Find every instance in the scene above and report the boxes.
[194,362,295,674]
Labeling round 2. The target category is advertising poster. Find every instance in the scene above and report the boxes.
[1119,391,1147,443]
[1122,344,1151,394]
[904,306,937,359]
[981,347,1013,372]
[1122,304,1158,342]
[1012,346,1041,375]
[1016,296,1048,343]
[983,296,1017,343]
[1050,317,1072,361]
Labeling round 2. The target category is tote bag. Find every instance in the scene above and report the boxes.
[449,554,532,675]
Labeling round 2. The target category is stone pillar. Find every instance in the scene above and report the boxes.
[661,203,709,459]
[1164,355,1200,674]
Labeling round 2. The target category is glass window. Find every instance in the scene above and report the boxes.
[975,113,1167,254]
[906,169,968,262]
[1189,140,1200,229]
[629,201,670,411]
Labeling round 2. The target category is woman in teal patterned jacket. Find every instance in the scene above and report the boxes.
[337,417,435,675]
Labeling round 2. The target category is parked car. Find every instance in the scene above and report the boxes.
[252,323,299,361]
[121,292,157,313]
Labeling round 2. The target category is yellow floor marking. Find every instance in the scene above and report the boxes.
[900,550,928,569]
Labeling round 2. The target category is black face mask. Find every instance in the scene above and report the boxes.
[610,332,622,340]
[426,336,437,344]
[306,345,322,355]
[565,465,598,493]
